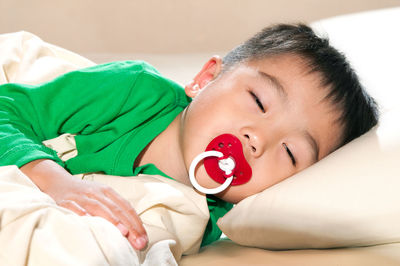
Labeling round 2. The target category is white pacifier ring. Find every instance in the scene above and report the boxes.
[189,150,235,194]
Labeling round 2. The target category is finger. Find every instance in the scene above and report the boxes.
[80,197,135,244]
[99,188,148,250]
[58,199,88,216]
[81,196,119,221]
[92,193,133,238]
[116,223,129,236]
[96,198,147,250]
[128,233,148,251]
[102,187,148,236]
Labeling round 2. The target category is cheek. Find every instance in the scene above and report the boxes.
[187,100,241,138]
[195,164,223,188]
[248,154,293,190]
[217,160,291,203]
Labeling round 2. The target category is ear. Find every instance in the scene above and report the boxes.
[185,55,222,98]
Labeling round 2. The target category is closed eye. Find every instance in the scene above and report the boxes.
[283,143,296,166]
[250,91,265,113]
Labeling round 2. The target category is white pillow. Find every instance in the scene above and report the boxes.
[311,7,400,113]
[218,7,400,249]
[219,108,400,249]
[0,31,95,85]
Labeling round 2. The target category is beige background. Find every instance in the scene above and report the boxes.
[1,0,399,83]
[1,0,399,54]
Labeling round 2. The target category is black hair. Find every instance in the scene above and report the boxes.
[222,23,379,147]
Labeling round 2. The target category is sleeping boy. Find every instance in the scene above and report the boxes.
[0,24,378,251]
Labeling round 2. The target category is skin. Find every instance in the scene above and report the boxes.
[137,53,344,203]
[20,52,345,250]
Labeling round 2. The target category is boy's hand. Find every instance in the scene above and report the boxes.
[20,159,148,250]
[50,177,149,250]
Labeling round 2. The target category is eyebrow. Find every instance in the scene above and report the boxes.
[257,70,288,101]
[303,130,320,163]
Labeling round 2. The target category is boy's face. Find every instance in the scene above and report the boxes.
[181,53,343,203]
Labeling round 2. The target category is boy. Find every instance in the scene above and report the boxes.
[0,24,378,251]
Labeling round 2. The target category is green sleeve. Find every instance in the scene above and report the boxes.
[0,61,153,168]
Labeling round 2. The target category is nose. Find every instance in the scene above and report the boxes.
[240,128,264,158]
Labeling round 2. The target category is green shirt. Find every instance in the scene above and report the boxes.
[0,60,233,246]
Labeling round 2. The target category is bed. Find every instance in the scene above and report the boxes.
[1,7,399,266]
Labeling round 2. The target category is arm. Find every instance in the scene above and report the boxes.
[0,61,145,167]
[0,62,151,249]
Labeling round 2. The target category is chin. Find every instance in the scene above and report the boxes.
[215,186,243,204]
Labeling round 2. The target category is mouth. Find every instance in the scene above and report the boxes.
[204,134,252,186]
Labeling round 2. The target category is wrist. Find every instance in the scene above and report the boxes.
[20,159,73,192]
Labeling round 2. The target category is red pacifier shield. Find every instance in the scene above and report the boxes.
[204,134,252,186]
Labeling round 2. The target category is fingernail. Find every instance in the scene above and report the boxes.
[135,236,147,249]
[116,223,129,236]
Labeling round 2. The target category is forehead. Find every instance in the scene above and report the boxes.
[222,53,323,93]
[247,53,315,79]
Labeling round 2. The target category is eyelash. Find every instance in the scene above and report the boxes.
[249,91,295,166]
[250,91,266,113]
[283,143,296,167]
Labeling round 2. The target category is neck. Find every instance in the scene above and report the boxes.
[135,112,190,186]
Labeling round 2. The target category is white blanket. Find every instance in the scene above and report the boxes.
[0,163,209,265]
[0,31,210,266]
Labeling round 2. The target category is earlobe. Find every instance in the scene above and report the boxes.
[184,56,222,98]
[184,82,201,98]
[192,84,200,92]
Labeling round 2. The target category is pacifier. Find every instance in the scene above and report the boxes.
[189,134,252,194]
